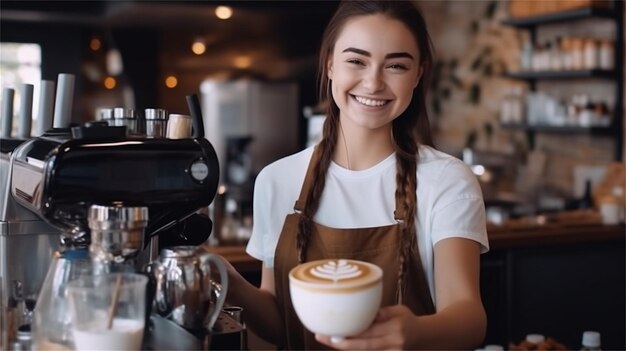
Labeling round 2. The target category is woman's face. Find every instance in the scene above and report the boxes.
[328,14,422,132]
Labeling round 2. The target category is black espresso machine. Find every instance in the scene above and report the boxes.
[1,95,245,350]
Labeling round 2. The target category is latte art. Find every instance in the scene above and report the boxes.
[310,260,362,282]
[290,259,382,291]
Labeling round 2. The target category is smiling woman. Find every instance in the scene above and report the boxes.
[221,1,489,350]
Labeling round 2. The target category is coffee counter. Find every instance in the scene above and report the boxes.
[203,244,261,273]
[486,222,625,249]
[205,223,625,350]
[205,223,625,270]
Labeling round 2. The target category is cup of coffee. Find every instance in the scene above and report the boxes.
[289,259,383,342]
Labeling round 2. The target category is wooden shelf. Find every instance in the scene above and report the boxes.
[503,69,617,81]
[500,123,614,135]
[502,6,617,28]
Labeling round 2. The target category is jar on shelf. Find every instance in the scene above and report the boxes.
[520,37,534,71]
[583,38,599,70]
[571,38,585,70]
[598,40,614,70]
[560,37,572,70]
[580,331,601,351]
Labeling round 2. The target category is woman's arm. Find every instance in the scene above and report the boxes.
[316,237,486,350]
[224,263,286,346]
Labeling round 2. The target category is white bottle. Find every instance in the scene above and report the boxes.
[523,334,546,350]
[598,40,614,70]
[581,331,601,351]
[583,39,598,70]
[520,38,534,71]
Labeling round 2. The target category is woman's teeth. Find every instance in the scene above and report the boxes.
[354,96,387,107]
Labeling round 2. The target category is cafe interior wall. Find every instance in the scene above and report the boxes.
[419,0,620,201]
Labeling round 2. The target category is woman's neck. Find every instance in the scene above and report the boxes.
[334,122,394,171]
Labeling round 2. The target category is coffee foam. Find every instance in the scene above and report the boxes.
[290,259,382,290]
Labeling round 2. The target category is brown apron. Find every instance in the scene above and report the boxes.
[274,147,435,350]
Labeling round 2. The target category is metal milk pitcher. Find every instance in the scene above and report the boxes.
[144,246,228,331]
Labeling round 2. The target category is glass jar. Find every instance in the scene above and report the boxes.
[31,249,92,351]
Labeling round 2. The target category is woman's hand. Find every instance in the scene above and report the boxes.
[315,305,418,350]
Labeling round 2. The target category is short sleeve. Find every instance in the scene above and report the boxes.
[245,168,275,267]
[429,160,489,253]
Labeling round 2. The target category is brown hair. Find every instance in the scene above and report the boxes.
[297,0,435,296]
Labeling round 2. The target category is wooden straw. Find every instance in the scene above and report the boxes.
[106,275,123,330]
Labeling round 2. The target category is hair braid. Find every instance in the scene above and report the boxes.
[393,123,419,301]
[297,106,339,262]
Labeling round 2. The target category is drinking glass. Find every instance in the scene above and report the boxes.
[66,273,147,351]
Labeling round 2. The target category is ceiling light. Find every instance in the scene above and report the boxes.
[215,6,233,20]
[90,37,102,51]
[165,75,178,89]
[233,55,252,69]
[103,76,116,90]
[191,39,206,55]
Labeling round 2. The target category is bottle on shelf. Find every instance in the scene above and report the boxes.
[550,37,563,70]
[580,330,601,351]
[598,40,614,70]
[526,334,546,349]
[520,37,534,71]
[583,38,598,70]
[571,38,585,70]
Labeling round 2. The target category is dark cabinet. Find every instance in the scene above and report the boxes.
[481,227,625,349]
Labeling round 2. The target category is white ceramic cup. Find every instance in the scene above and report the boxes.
[289,259,383,343]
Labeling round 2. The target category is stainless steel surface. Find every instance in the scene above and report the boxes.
[1,88,15,139]
[17,84,33,140]
[144,108,168,138]
[103,107,139,135]
[145,312,247,350]
[36,80,55,136]
[52,73,74,129]
[8,142,46,216]
[145,246,229,331]
[88,205,148,271]
[1,145,60,350]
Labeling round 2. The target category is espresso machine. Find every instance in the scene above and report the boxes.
[1,90,246,350]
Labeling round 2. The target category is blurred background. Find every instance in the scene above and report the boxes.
[1,0,623,223]
[1,1,624,349]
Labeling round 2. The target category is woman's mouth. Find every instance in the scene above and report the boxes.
[352,95,390,107]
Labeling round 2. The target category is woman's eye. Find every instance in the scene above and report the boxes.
[388,64,408,70]
[347,59,364,66]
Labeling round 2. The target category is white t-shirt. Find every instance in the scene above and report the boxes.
[246,145,489,302]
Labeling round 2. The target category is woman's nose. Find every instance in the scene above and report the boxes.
[362,68,385,93]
